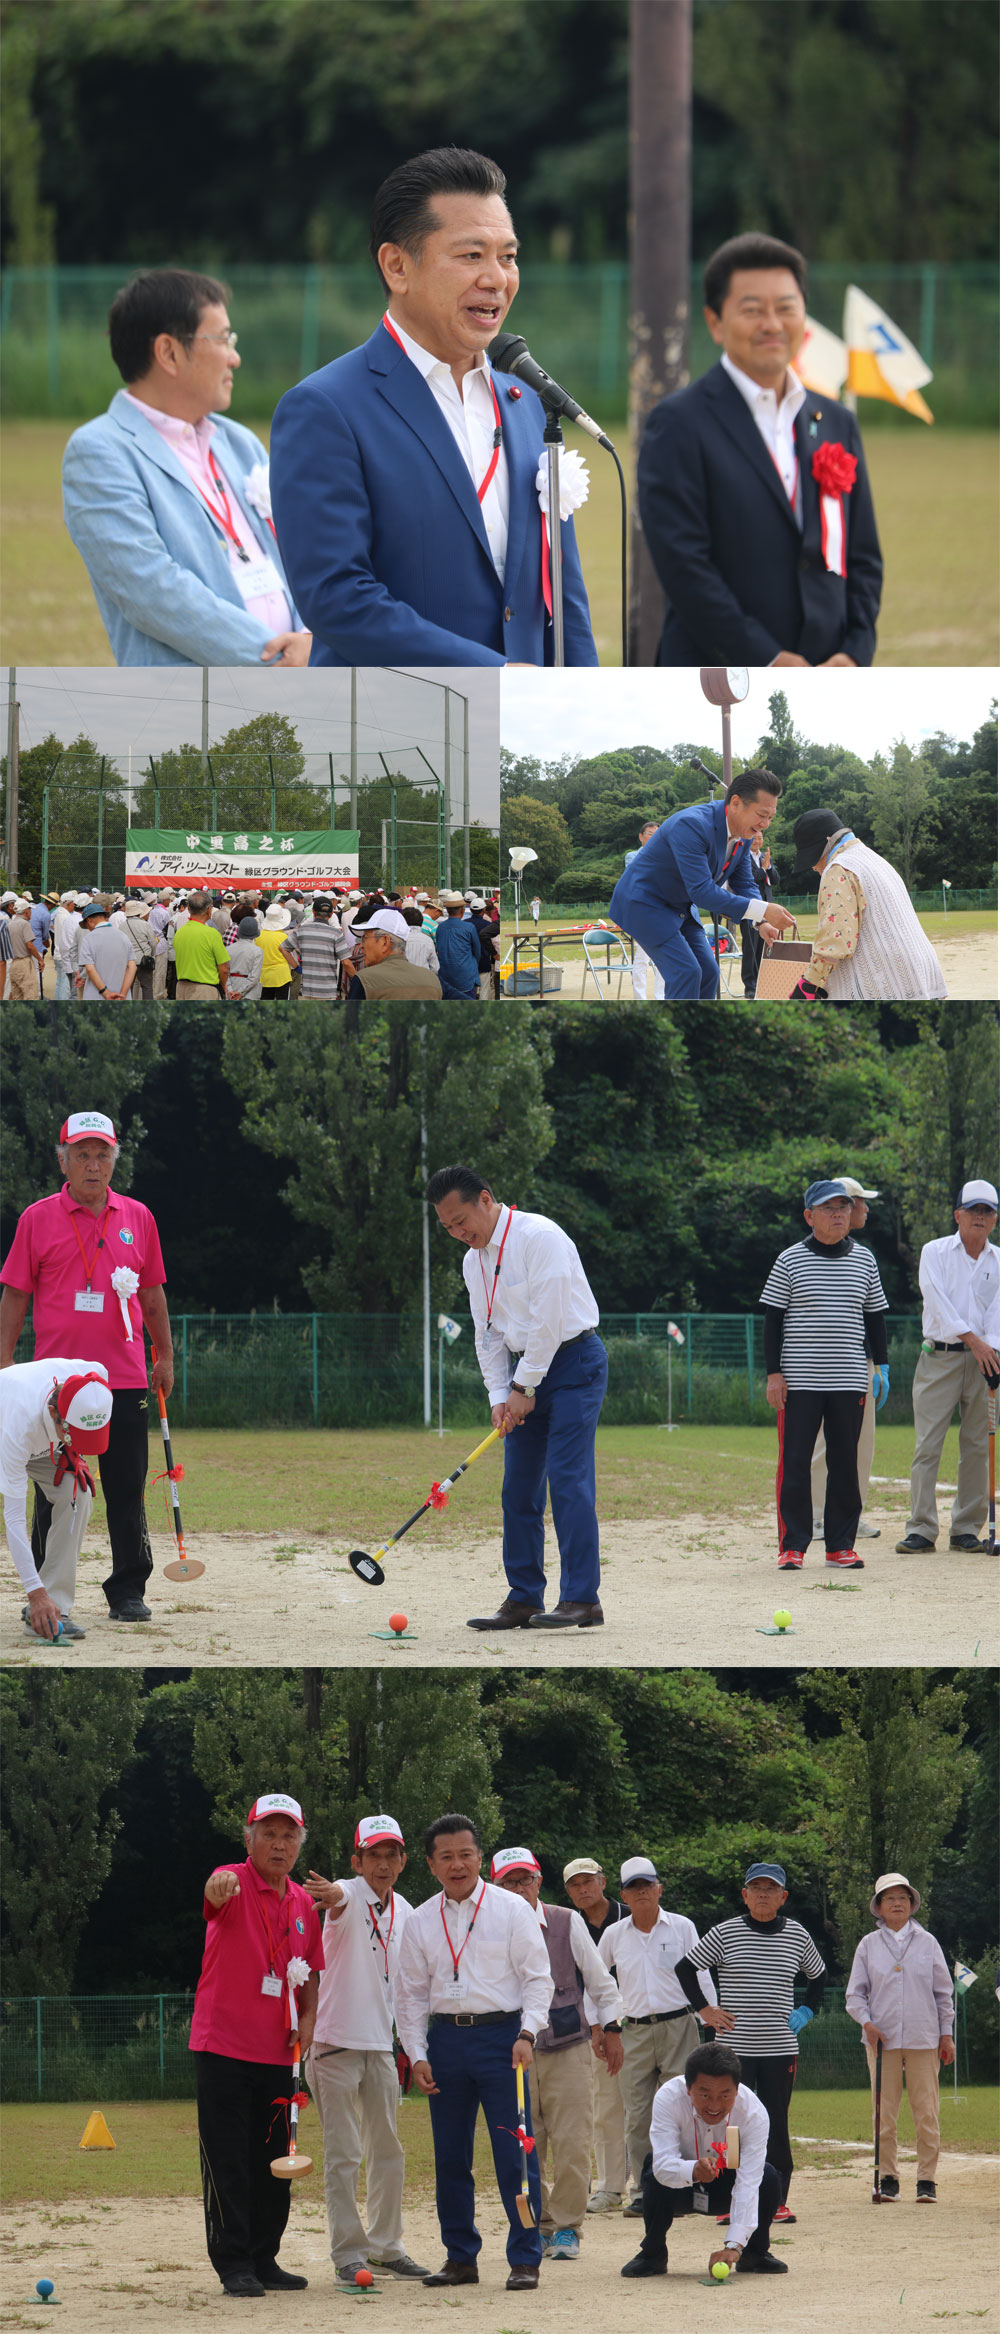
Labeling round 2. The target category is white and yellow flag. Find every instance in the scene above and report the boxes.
[843,285,934,422]
[793,315,848,398]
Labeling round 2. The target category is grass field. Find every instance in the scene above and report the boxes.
[2,421,997,667]
[81,1421,951,1546]
[1,2090,995,2208]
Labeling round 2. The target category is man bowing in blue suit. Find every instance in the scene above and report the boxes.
[638,234,883,670]
[608,770,796,999]
[269,148,598,669]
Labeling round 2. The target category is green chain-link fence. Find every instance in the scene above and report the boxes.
[0,1988,976,2100]
[12,1313,925,1430]
[3,263,996,426]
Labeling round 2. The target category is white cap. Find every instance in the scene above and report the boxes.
[491,1846,541,1880]
[60,890,76,903]
[620,1855,659,1886]
[246,1792,305,1828]
[59,1112,117,1147]
[365,908,409,938]
[957,1180,998,1209]
[355,1813,405,1850]
[831,1175,879,1200]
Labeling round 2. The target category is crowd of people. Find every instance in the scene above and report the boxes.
[187,1795,957,2296]
[0,885,502,1005]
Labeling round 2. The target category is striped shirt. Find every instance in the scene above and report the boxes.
[760,1236,888,1392]
[688,1914,826,2057]
[295,920,346,1000]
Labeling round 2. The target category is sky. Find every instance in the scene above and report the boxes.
[500,667,998,768]
[9,666,500,826]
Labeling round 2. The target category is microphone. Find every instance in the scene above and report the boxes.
[487,332,616,450]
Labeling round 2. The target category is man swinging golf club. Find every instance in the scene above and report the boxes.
[426,1164,608,1629]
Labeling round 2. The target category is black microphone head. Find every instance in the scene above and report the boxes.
[487,331,529,374]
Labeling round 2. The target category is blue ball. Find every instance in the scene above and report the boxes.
[36,2280,55,2299]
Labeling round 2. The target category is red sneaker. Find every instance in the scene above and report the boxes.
[824,1549,864,1568]
[778,1551,804,1569]
[773,2204,797,2224]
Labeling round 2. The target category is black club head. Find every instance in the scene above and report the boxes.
[349,1549,385,1587]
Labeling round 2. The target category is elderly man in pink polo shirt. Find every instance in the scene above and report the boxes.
[190,1793,325,2298]
[0,1110,173,1624]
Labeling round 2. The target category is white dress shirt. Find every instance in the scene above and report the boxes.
[464,1205,600,1403]
[0,1357,110,1594]
[650,2075,769,2252]
[394,1880,554,2066]
[386,314,510,582]
[721,351,806,512]
[312,1877,412,2053]
[534,1902,624,2030]
[918,1232,1000,1345]
[596,1908,717,2018]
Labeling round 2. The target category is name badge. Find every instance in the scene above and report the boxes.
[260,1973,283,1998]
[75,1291,105,1313]
[693,2187,709,2212]
[451,1970,470,2001]
[233,553,285,604]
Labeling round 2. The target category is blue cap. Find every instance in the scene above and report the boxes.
[804,1180,850,1209]
[745,1863,787,1887]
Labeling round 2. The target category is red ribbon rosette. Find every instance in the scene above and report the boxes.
[810,442,857,497]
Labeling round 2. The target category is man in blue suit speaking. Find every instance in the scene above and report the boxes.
[269,148,598,668]
[608,770,796,999]
[63,271,310,667]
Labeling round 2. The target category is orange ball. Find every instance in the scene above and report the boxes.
[388,1613,408,1634]
[355,2268,374,2288]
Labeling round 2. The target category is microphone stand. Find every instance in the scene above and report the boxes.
[544,410,566,668]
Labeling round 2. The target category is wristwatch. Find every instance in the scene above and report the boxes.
[517,2029,535,2044]
[510,1383,528,1396]
[603,2022,622,2034]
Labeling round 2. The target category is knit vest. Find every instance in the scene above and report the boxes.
[535,1905,588,2054]
[822,840,947,1001]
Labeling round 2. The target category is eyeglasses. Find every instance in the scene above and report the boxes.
[195,329,239,349]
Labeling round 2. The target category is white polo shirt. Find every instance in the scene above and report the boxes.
[918,1232,1000,1346]
[597,1908,717,2019]
[311,1877,412,2053]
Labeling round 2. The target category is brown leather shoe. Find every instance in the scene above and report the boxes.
[466,1598,539,1631]
[529,1601,604,1628]
[506,2266,540,2289]
[422,2262,479,2287]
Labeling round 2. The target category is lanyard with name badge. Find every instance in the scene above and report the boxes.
[440,1881,487,1998]
[254,1878,293,1998]
[479,1205,517,1330]
[197,448,283,602]
[382,315,502,501]
[368,1893,395,1988]
[692,2107,734,2208]
[71,1205,111,1313]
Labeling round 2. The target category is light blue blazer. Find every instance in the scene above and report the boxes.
[62,390,301,666]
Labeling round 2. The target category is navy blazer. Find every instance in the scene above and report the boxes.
[609,800,758,929]
[637,363,883,667]
[269,325,597,667]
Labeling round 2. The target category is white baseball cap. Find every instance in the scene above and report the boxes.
[563,1856,603,1881]
[365,908,409,938]
[246,1793,305,1828]
[491,1846,541,1880]
[54,1370,114,1452]
[957,1180,998,1209]
[60,1112,117,1147]
[620,1856,659,1886]
[355,1813,405,1850]
[831,1175,879,1200]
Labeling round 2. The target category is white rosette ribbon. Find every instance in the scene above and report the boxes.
[534,447,590,522]
[286,1954,311,2030]
[110,1264,139,1342]
[243,462,273,523]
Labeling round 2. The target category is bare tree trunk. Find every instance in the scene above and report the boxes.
[629,0,693,667]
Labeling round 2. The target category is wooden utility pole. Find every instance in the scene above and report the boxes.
[629,0,692,666]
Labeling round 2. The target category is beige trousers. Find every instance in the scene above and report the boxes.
[9,959,40,1000]
[528,2040,594,2235]
[175,980,220,1002]
[24,1449,94,1614]
[906,1348,990,1540]
[866,2044,942,2180]
[620,2015,701,2201]
[812,1363,875,1523]
[592,2048,627,2194]
[306,2045,405,2269]
[152,954,169,998]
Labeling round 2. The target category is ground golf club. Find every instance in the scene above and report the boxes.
[348,1427,502,1585]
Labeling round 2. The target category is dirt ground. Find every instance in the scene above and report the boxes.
[2,2155,996,2333]
[4,1486,995,1669]
[519,926,996,1003]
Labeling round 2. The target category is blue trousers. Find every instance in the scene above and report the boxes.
[427,2017,543,2268]
[502,1336,608,1607]
[612,897,719,999]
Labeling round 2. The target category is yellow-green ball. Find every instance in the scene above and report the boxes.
[773,1609,792,1630]
[712,2261,731,2281]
